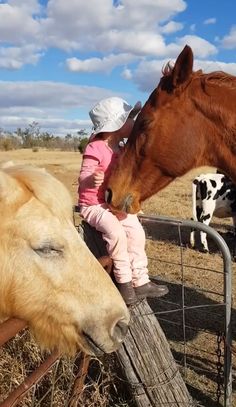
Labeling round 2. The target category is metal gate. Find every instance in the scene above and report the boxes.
[139,214,232,407]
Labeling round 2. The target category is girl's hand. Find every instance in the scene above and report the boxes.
[93,171,104,187]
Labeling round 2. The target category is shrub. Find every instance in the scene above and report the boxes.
[78,137,89,154]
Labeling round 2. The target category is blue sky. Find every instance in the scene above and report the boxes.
[0,0,235,136]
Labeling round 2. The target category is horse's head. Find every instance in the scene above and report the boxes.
[106,45,209,213]
[0,165,129,355]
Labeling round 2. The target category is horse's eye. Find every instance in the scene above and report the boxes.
[139,144,146,157]
[34,245,64,258]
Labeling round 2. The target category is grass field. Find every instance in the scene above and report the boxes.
[0,149,235,406]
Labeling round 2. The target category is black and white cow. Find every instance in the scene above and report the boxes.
[190,173,236,252]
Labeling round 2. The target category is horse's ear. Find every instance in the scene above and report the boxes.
[172,45,193,87]
[0,170,22,204]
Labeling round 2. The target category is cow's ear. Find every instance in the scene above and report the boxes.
[0,170,23,204]
[172,45,193,87]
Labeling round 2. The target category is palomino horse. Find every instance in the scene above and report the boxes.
[0,164,129,355]
[106,45,236,214]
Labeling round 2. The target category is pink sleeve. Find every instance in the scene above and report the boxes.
[79,157,99,188]
[83,142,103,163]
[78,141,104,188]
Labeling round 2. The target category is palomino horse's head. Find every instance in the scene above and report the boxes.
[0,165,129,355]
[106,45,236,213]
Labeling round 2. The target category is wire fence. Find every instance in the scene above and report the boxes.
[139,214,233,407]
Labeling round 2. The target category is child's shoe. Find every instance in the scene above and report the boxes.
[117,281,139,306]
[135,282,168,299]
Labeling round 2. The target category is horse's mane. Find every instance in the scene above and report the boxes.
[162,61,236,90]
[201,71,236,90]
[162,62,174,77]
[4,165,72,219]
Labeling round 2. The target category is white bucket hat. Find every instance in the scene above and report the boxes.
[89,97,142,136]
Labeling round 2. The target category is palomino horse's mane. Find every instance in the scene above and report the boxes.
[3,165,73,219]
[162,61,236,90]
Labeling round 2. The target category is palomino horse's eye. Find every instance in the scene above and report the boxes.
[34,245,64,258]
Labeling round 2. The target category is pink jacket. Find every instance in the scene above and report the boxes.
[78,139,119,206]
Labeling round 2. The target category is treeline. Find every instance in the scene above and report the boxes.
[0,122,89,153]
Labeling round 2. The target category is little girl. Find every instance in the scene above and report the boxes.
[78,97,168,305]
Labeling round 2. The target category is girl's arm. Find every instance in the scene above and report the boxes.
[79,156,104,188]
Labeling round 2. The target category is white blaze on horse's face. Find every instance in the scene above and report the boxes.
[0,165,129,355]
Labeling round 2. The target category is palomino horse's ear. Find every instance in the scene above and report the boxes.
[0,170,22,204]
[0,160,14,169]
[172,45,193,87]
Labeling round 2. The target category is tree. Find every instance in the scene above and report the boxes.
[77,129,88,138]
[39,132,55,148]
[16,122,40,148]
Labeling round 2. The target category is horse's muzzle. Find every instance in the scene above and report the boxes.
[105,189,133,213]
[82,318,129,355]
[111,318,129,343]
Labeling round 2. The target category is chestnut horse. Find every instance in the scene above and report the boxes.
[106,45,236,214]
[0,164,129,355]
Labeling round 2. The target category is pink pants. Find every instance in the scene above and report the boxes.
[80,204,150,287]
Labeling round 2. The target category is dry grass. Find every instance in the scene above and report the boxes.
[0,149,236,406]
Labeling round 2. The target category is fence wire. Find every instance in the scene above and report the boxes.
[139,215,233,407]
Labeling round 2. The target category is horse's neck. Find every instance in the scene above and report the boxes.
[211,139,236,185]
[192,79,236,182]
[217,159,236,186]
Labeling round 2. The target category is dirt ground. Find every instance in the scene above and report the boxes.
[1,149,235,406]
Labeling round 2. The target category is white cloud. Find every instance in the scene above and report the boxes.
[0,2,41,44]
[131,59,166,92]
[203,17,216,25]
[0,81,116,109]
[0,80,125,134]
[40,0,187,55]
[121,67,132,80]
[0,45,43,69]
[194,60,236,76]
[66,53,136,73]
[130,57,236,93]
[176,35,217,58]
[160,21,184,34]
[39,1,215,63]
[0,0,217,73]
[8,0,42,14]
[94,30,168,56]
[119,34,218,62]
[42,0,187,51]
[0,0,188,70]
[220,26,236,49]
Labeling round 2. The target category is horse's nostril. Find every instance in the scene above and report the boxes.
[123,194,133,213]
[111,319,129,343]
[105,188,112,204]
